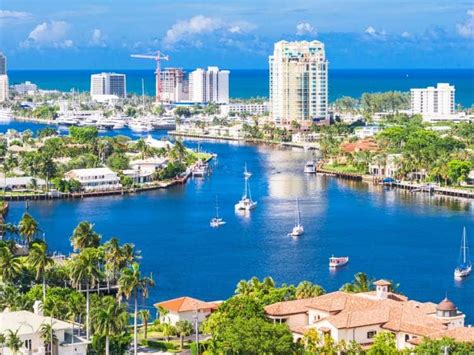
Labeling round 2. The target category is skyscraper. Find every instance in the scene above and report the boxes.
[160,68,188,103]
[411,83,455,117]
[0,75,9,102]
[0,53,6,75]
[269,40,328,125]
[90,73,126,100]
[189,67,229,104]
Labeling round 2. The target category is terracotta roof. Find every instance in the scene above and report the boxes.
[341,139,379,153]
[429,327,474,342]
[436,297,457,312]
[374,279,392,286]
[265,298,317,316]
[154,297,217,313]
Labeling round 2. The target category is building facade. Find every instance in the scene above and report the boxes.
[90,72,126,100]
[0,75,9,102]
[160,68,188,103]
[189,67,230,104]
[0,52,6,75]
[411,83,455,120]
[12,81,38,94]
[269,40,328,125]
[64,167,121,191]
[221,102,269,116]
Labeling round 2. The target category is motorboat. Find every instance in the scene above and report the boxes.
[289,198,304,237]
[129,121,154,133]
[329,256,349,268]
[454,227,472,279]
[235,165,257,211]
[193,161,208,177]
[56,116,79,126]
[304,160,316,174]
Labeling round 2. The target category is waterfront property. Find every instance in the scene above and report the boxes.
[264,280,472,350]
[155,296,218,326]
[64,167,121,191]
[0,307,89,355]
[0,176,47,191]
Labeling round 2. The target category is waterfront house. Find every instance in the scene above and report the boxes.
[368,154,402,178]
[64,167,121,192]
[464,170,474,186]
[155,296,218,326]
[354,125,381,139]
[264,280,471,350]
[0,306,89,355]
[0,176,47,191]
[341,138,379,154]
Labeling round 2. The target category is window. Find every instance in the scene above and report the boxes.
[405,334,410,342]
[25,339,32,350]
[367,331,377,339]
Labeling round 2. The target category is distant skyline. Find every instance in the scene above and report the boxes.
[1,0,473,69]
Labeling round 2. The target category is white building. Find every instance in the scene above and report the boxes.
[161,68,188,103]
[269,40,329,125]
[189,67,230,104]
[0,75,9,102]
[265,280,472,350]
[221,102,269,116]
[0,308,89,355]
[411,83,455,122]
[64,167,121,191]
[12,81,38,95]
[354,125,381,139]
[155,296,218,326]
[90,72,126,100]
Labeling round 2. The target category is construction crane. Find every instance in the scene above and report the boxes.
[131,51,169,102]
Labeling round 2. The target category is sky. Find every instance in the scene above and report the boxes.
[0,0,473,70]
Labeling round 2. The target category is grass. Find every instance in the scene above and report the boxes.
[322,163,366,174]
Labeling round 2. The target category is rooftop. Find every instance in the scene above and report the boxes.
[0,310,71,335]
[155,296,217,313]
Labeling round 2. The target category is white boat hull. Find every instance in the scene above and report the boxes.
[289,225,304,237]
[329,257,349,268]
[210,218,226,228]
[235,200,257,211]
[454,266,472,278]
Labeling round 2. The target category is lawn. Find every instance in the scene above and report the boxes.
[322,163,366,174]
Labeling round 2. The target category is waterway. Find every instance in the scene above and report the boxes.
[1,121,473,321]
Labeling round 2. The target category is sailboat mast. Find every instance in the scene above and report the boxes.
[463,227,467,264]
[297,198,301,225]
[215,196,219,218]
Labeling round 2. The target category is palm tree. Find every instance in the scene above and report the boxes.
[340,272,373,293]
[27,241,54,302]
[18,212,39,246]
[0,332,5,354]
[138,309,150,339]
[69,248,102,340]
[5,329,22,355]
[175,320,193,350]
[0,246,22,283]
[295,281,326,299]
[117,262,155,355]
[66,291,85,350]
[40,322,57,355]
[93,297,128,355]
[70,221,101,251]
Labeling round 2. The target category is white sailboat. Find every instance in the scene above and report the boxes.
[289,198,304,237]
[235,165,257,211]
[454,227,472,279]
[210,197,226,228]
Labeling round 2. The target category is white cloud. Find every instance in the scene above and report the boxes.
[364,26,387,38]
[401,31,411,38]
[364,26,376,35]
[0,10,31,19]
[456,9,474,39]
[163,15,221,47]
[296,22,316,36]
[90,28,106,47]
[229,25,242,34]
[21,21,73,48]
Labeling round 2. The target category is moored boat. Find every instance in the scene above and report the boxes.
[454,227,472,279]
[304,160,316,174]
[210,196,226,228]
[329,256,349,268]
[288,198,304,237]
[235,165,257,211]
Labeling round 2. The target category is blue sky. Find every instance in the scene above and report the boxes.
[1,0,473,69]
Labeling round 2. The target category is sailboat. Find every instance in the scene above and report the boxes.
[454,227,472,278]
[210,197,226,228]
[235,165,257,211]
[289,198,304,237]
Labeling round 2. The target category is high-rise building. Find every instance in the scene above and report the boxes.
[0,53,6,75]
[189,67,229,104]
[411,83,455,117]
[160,68,188,103]
[269,40,328,125]
[90,73,126,100]
[0,75,9,102]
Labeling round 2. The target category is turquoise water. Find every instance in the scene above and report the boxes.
[8,69,474,107]
[1,121,473,322]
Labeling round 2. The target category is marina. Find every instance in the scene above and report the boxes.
[2,128,473,322]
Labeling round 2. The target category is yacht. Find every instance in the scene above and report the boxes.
[210,197,226,228]
[289,198,304,237]
[235,166,257,211]
[192,161,208,177]
[329,256,349,268]
[56,116,78,126]
[304,160,316,174]
[454,227,472,279]
[129,121,154,133]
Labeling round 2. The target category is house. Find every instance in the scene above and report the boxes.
[143,135,174,150]
[64,167,121,191]
[0,176,47,191]
[341,139,379,154]
[264,280,470,351]
[154,297,218,326]
[465,170,474,186]
[368,154,402,178]
[354,126,381,139]
[0,306,89,355]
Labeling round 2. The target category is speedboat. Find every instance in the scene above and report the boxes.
[454,227,471,279]
[235,166,257,211]
[304,160,316,174]
[329,256,349,268]
[289,198,304,237]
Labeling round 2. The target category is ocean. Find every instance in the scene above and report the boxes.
[8,69,474,107]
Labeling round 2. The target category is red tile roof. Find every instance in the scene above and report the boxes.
[154,297,218,313]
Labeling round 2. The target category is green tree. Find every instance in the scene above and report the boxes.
[27,241,54,302]
[175,320,193,350]
[0,246,22,283]
[295,281,326,299]
[447,160,471,185]
[340,272,373,293]
[117,262,155,355]
[5,329,22,355]
[18,212,40,245]
[174,107,191,118]
[106,152,130,171]
[368,331,399,355]
[93,296,128,355]
[70,221,101,251]
[39,322,58,355]
[138,309,151,340]
[69,126,98,144]
[415,337,474,354]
